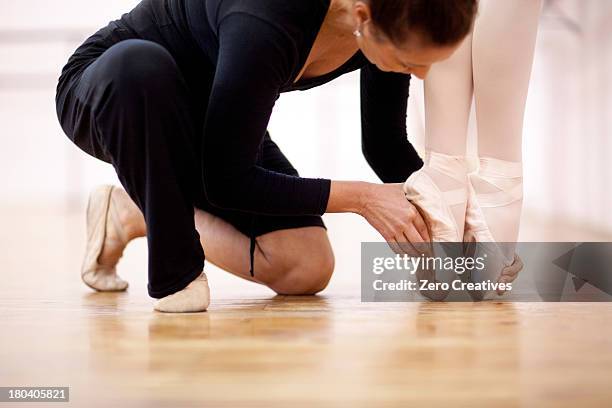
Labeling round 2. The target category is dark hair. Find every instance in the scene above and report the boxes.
[368,0,478,46]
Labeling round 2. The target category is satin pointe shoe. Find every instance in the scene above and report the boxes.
[81,185,130,291]
[462,157,524,300]
[403,151,469,300]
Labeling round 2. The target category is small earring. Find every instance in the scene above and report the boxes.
[353,29,362,37]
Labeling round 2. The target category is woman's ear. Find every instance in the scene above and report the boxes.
[352,1,372,30]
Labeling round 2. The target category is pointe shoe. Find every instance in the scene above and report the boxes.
[81,185,129,292]
[153,272,210,313]
[403,152,468,242]
[462,157,524,300]
[403,151,469,300]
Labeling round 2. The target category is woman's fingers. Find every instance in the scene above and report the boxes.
[403,225,432,256]
[398,232,420,257]
[411,206,431,242]
[396,240,415,256]
[367,184,433,257]
[403,223,424,243]
[386,237,404,255]
[404,201,430,251]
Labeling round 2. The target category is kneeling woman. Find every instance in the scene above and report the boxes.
[56,0,476,312]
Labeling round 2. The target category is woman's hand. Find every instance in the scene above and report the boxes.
[358,183,431,254]
[325,181,430,254]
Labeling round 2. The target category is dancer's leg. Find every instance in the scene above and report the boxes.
[424,32,473,157]
[473,0,541,162]
[405,33,474,242]
[471,0,542,252]
[402,34,475,300]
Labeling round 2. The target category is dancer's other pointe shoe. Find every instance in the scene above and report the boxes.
[154,272,210,313]
[463,157,524,300]
[403,151,469,300]
[81,185,129,291]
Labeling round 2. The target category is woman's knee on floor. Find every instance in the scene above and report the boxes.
[257,229,335,295]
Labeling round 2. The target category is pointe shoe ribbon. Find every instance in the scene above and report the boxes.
[81,185,130,292]
[464,157,522,254]
[467,158,523,211]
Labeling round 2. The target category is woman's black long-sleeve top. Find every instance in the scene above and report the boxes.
[162,0,424,215]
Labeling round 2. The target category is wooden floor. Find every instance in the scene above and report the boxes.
[1,205,612,407]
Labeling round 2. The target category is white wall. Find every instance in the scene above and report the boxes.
[523,0,612,233]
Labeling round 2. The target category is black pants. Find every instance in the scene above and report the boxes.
[55,2,324,298]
